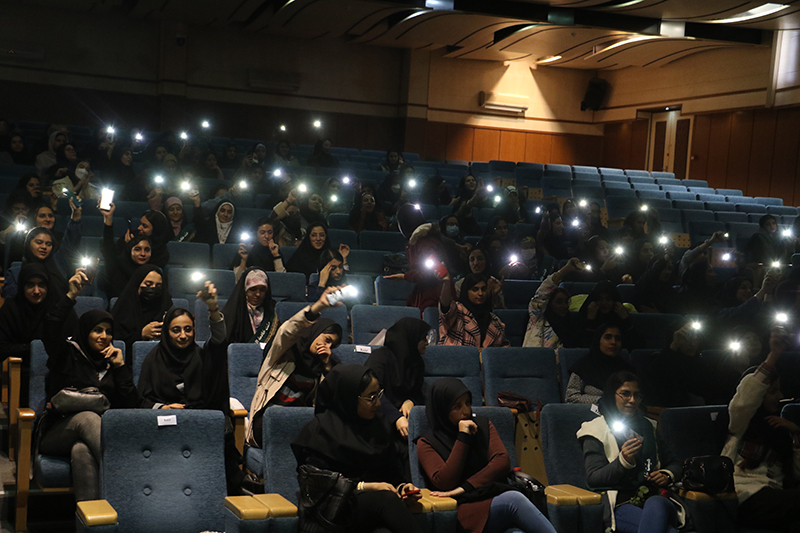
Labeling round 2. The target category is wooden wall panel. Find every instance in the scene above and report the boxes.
[602,122,629,169]
[445,124,474,162]
[629,120,649,170]
[403,117,427,160]
[673,119,691,180]
[747,109,777,198]
[793,143,800,207]
[769,108,800,203]
[725,111,754,193]
[526,133,552,164]
[652,121,667,172]
[550,135,579,164]
[689,114,712,181]
[706,114,732,186]
[472,128,501,162]
[499,130,526,163]
[424,122,448,161]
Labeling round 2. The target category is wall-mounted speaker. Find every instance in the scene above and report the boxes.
[581,78,609,111]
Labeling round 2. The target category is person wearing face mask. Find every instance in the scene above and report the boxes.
[578,371,684,533]
[222,267,280,346]
[285,222,332,282]
[579,281,635,346]
[349,192,387,234]
[39,269,140,502]
[247,286,345,448]
[366,318,432,439]
[439,272,509,348]
[455,248,505,310]
[306,248,352,303]
[523,258,582,348]
[439,214,463,243]
[110,265,172,354]
[566,324,631,405]
[51,159,99,203]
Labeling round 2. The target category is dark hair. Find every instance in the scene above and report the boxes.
[592,323,623,353]
[359,367,379,393]
[604,370,638,397]
[759,214,777,229]
[547,287,570,310]
[321,323,344,349]
[318,248,344,270]
[255,217,273,230]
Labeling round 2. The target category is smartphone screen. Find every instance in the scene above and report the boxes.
[99,188,114,211]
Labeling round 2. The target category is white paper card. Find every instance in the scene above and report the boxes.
[590,404,600,416]
[157,415,177,426]
[710,412,718,421]
[355,345,372,354]
[260,342,267,350]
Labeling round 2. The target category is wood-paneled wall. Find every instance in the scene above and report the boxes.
[689,108,800,205]
[602,120,649,171]
[403,118,604,165]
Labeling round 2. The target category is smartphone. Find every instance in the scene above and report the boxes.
[402,489,421,498]
[99,188,114,211]
[81,257,100,284]
[62,187,82,208]
[127,218,134,234]
[624,428,642,442]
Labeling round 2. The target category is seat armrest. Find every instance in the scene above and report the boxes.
[7,357,21,460]
[419,488,458,511]
[253,493,299,517]
[77,500,118,526]
[679,490,738,501]
[230,408,248,457]
[546,484,602,506]
[225,496,269,520]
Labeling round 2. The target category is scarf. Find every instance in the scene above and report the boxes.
[21,227,68,297]
[543,287,577,348]
[222,267,279,344]
[597,394,658,485]
[579,280,626,326]
[215,202,235,244]
[458,273,493,343]
[569,325,633,390]
[284,222,331,281]
[0,264,54,345]
[365,317,430,409]
[110,265,173,351]
[141,210,171,267]
[164,197,184,237]
[74,310,115,373]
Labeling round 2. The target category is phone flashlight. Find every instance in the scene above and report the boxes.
[342,176,351,185]
[330,195,338,203]
[535,207,541,214]
[154,175,164,185]
[615,246,625,255]
[313,120,322,128]
[486,185,494,192]
[273,169,282,177]
[191,271,205,282]
[612,421,626,434]
[180,131,188,140]
[640,204,649,212]
[658,235,669,245]
[724,233,729,238]
[298,183,308,194]
[201,120,210,129]
[579,199,587,207]
[691,321,702,331]
[571,219,579,227]
[15,222,25,232]
[408,179,417,189]
[181,181,191,191]
[81,257,92,267]
[99,188,114,211]
[722,253,731,261]
[135,133,143,141]
[494,195,501,204]
[239,180,248,190]
[776,312,789,324]
[280,125,287,132]
[729,341,741,351]
[414,204,421,211]
[509,254,518,264]
[783,228,793,237]
[240,232,251,242]
[772,261,781,268]
[585,263,593,271]
[106,126,115,134]
[425,258,435,269]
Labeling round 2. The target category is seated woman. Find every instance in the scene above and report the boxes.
[163,197,197,242]
[246,287,344,448]
[285,222,331,282]
[635,255,680,314]
[3,226,72,300]
[100,203,157,299]
[194,200,246,247]
[523,258,581,348]
[417,378,556,533]
[579,281,635,345]
[420,176,452,207]
[298,193,327,230]
[222,267,280,346]
[110,265,173,354]
[566,324,632,405]
[439,273,509,348]
[455,248,504,309]
[722,327,800,531]
[233,218,286,280]
[0,264,59,406]
[291,364,423,533]
[349,192,387,234]
[40,269,140,502]
[677,259,720,317]
[536,213,569,261]
[568,236,619,283]
[578,371,683,533]
[746,214,790,266]
[366,318,432,438]
[306,247,351,302]
[622,239,655,284]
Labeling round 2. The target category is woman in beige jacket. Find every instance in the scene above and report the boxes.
[246,286,344,448]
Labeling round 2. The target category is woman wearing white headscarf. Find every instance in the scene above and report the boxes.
[194,200,245,246]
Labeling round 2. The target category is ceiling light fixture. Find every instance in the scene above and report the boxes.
[707,3,789,24]
[537,55,562,64]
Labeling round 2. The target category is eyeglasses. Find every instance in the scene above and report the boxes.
[359,389,384,404]
[617,391,643,402]
[170,326,194,335]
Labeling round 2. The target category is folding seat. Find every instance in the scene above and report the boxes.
[747,213,770,224]
[635,190,667,200]
[767,205,798,216]
[599,167,624,175]
[359,230,406,253]
[331,344,373,365]
[616,284,637,305]
[696,194,726,203]
[681,210,715,233]
[651,172,676,181]
[374,276,414,306]
[346,250,388,277]
[572,185,605,205]
[715,212,748,224]
[726,222,760,242]
[657,208,682,226]
[603,185,635,196]
[600,173,628,182]
[660,184,688,193]
[704,201,735,212]
[211,243,238,269]
[717,188,743,197]
[328,212,349,229]
[642,198,671,211]
[74,296,105,316]
[689,220,726,244]
[471,161,490,173]
[683,179,708,188]
[735,203,767,214]
[687,187,715,195]
[483,347,561,405]
[517,162,543,170]
[666,191,696,201]
[502,279,543,309]
[169,268,236,301]
[488,160,516,173]
[625,169,650,177]
[327,228,358,249]
[405,152,421,162]
[545,163,572,173]
[629,177,656,185]
[755,196,784,206]
[632,183,659,191]
[672,199,704,211]
[571,175,600,187]
[572,165,599,174]
[515,166,543,181]
[605,196,640,218]
[166,241,211,269]
[733,196,757,204]
[422,346,483,404]
[112,201,150,221]
[351,304,420,344]
[492,309,530,346]
[275,301,349,333]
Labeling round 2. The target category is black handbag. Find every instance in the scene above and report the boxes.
[49,387,110,415]
[681,455,735,494]
[297,464,357,533]
[507,468,548,517]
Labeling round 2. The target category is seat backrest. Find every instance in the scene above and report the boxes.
[351,304,420,344]
[263,406,316,503]
[166,241,211,269]
[374,276,415,306]
[266,271,307,302]
[630,313,683,348]
[541,403,597,488]
[228,343,264,410]
[74,296,106,316]
[169,268,236,301]
[194,298,227,341]
[132,341,158,384]
[502,280,543,309]
[423,346,483,405]
[347,249,388,276]
[483,347,560,405]
[557,348,588,400]
[210,243,238,269]
[407,405,516,489]
[275,301,348,334]
[101,409,227,533]
[658,406,729,462]
[492,309,529,346]
[332,344,377,365]
[359,230,406,253]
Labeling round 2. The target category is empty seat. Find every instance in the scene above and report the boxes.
[515,166,543,181]
[733,196,757,204]
[697,194,726,203]
[351,304,419,344]
[471,162,490,173]
[629,177,656,185]
[374,276,414,306]
[483,347,561,405]
[74,296,105,316]
[735,203,767,214]
[681,210,715,232]
[625,170,650,177]
[672,199,704,211]
[755,196,784,206]
[606,196,641,218]
[660,184,688,193]
[651,172,676,180]
[502,280,543,309]
[600,173,629,182]
[636,190,667,200]
[328,213,349,229]
[666,191,696,201]
[604,188,637,198]
[704,201,735,212]
[572,173,601,184]
[654,178,681,187]
[359,230,406,252]
[658,208,682,224]
[641,198,672,210]
[717,188,743,197]
[327,228,358,249]
[599,167,625,175]
[572,165,599,174]
[767,205,797,216]
[572,186,605,203]
[715,212,748,224]
[689,220,726,243]
[682,179,709,188]
[489,160,516,173]
[687,187,715,195]
[726,222,760,241]
[166,241,212,269]
[544,163,571,173]
[632,183,659,191]
[492,309,529,346]
[422,345,483,404]
[347,250,387,276]
[602,181,632,190]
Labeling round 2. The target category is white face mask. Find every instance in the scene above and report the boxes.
[75,168,88,179]
[521,248,536,261]
[391,184,401,194]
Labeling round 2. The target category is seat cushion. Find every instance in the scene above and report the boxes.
[244,445,264,478]
[34,454,72,488]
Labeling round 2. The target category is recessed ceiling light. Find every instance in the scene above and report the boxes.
[537,55,562,64]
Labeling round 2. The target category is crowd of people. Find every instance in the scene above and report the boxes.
[2,120,800,532]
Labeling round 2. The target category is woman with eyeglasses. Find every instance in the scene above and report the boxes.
[292,364,423,533]
[246,286,344,449]
[578,370,684,533]
[566,324,633,405]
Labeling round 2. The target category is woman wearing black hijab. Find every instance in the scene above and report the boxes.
[366,318,432,437]
[3,133,35,165]
[566,324,632,405]
[635,254,680,314]
[579,280,634,345]
[110,265,173,353]
[420,176,452,207]
[246,287,344,448]
[677,259,720,316]
[417,378,556,533]
[39,269,139,502]
[285,222,331,282]
[523,258,581,348]
[348,192,387,234]
[134,209,171,267]
[439,273,508,348]
[3,227,71,300]
[221,267,280,345]
[291,364,423,533]
[233,218,286,278]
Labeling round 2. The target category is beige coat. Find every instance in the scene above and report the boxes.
[246,305,318,446]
